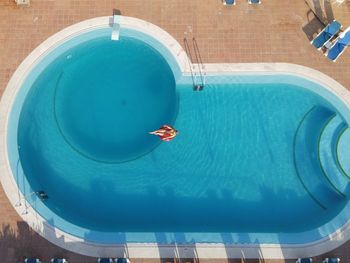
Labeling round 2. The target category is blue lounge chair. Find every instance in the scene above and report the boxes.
[311,20,342,49]
[115,258,130,263]
[24,259,41,263]
[223,0,236,5]
[326,27,350,62]
[51,259,68,263]
[248,0,261,4]
[98,259,113,263]
[296,258,312,263]
[323,258,340,263]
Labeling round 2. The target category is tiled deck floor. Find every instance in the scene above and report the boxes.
[0,0,350,262]
[305,0,350,27]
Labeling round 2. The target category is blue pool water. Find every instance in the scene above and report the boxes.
[52,37,177,162]
[9,29,350,244]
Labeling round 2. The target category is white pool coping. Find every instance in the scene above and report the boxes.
[1,16,350,259]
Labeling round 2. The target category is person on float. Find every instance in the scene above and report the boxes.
[149,125,178,141]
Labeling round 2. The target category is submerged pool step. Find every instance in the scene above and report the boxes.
[337,127,350,182]
[318,115,350,196]
[294,106,345,209]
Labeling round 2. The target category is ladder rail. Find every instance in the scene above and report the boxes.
[192,38,205,87]
[183,38,197,88]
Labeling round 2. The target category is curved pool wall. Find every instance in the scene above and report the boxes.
[2,16,350,258]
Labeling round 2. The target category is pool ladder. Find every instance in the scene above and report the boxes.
[14,157,31,214]
[14,156,47,215]
[184,38,206,91]
[111,9,120,41]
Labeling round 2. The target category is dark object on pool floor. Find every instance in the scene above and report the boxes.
[149,125,178,141]
[35,191,48,201]
[193,84,204,91]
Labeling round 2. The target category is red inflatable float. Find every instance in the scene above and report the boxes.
[149,125,178,141]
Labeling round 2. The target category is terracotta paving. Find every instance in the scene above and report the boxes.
[305,0,350,27]
[0,0,350,262]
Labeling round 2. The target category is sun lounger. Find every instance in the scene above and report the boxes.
[311,20,342,49]
[51,259,68,263]
[248,0,261,4]
[296,258,312,263]
[326,27,350,62]
[98,259,113,263]
[24,259,41,263]
[115,258,130,263]
[15,0,30,6]
[323,258,340,263]
[223,0,236,5]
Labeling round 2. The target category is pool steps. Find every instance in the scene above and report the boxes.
[336,127,350,180]
[294,106,350,209]
[318,115,350,196]
[294,106,344,209]
[183,38,205,91]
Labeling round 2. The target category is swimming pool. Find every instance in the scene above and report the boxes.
[2,16,350,258]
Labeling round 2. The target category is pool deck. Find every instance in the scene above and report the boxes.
[305,0,350,27]
[0,0,350,262]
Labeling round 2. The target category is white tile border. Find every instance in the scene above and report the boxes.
[1,16,350,259]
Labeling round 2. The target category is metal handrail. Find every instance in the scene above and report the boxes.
[183,38,197,89]
[192,37,205,88]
